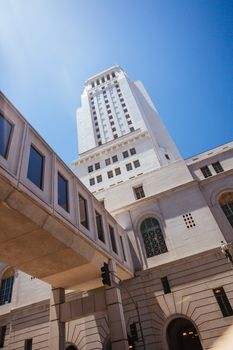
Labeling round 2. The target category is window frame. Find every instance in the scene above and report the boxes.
[0,113,14,160]
[27,144,45,190]
[57,172,69,212]
[95,211,105,243]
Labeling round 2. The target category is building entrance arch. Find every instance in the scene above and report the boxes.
[166,317,203,350]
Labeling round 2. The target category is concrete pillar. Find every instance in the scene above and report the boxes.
[105,259,128,350]
[49,287,65,350]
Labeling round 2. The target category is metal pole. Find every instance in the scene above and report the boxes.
[111,272,146,349]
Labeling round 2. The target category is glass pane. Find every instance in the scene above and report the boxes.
[27,145,44,189]
[120,236,126,261]
[58,173,69,211]
[0,114,13,158]
[109,225,117,254]
[95,211,105,242]
[0,276,14,305]
[79,195,89,229]
[141,218,167,258]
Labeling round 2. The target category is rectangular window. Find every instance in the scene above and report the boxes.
[110,121,114,126]
[123,151,129,158]
[125,114,130,119]
[112,72,116,78]
[27,145,44,189]
[57,173,69,211]
[213,287,233,317]
[107,74,110,80]
[200,166,212,178]
[89,178,95,186]
[165,153,170,160]
[95,211,105,243]
[79,195,89,229]
[120,236,127,261]
[114,134,118,139]
[126,163,132,171]
[95,162,100,170]
[0,276,14,305]
[96,79,100,85]
[109,225,118,254]
[107,170,113,178]
[161,276,171,294]
[112,127,116,132]
[212,161,224,173]
[128,120,132,125]
[115,167,121,176]
[97,175,102,183]
[0,326,6,348]
[123,108,128,113]
[134,160,140,168]
[134,186,145,200]
[130,127,135,132]
[24,339,32,350]
[91,82,95,88]
[112,155,118,163]
[0,114,13,159]
[130,148,136,155]
[105,158,111,166]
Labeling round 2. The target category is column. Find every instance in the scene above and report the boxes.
[105,259,128,350]
[49,287,65,350]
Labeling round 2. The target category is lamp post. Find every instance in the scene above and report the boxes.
[220,241,233,267]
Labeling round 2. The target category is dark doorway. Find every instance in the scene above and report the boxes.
[167,318,203,350]
[66,346,77,350]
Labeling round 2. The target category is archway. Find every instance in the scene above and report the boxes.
[66,346,77,350]
[166,318,203,350]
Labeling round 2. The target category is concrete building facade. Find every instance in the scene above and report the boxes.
[0,66,233,350]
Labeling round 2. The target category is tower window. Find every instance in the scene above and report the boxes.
[115,167,121,176]
[95,162,100,170]
[213,287,233,317]
[120,98,124,102]
[109,115,113,120]
[109,225,118,254]
[107,170,113,178]
[107,74,110,80]
[106,104,110,108]
[111,72,116,78]
[115,84,119,88]
[101,77,105,83]
[91,82,95,88]
[161,276,171,294]
[123,151,129,158]
[125,114,130,119]
[110,121,114,126]
[89,178,95,186]
[165,154,170,160]
[105,158,111,166]
[130,148,136,155]
[122,103,126,107]
[96,79,100,85]
[0,326,6,348]
[126,163,132,171]
[212,161,224,173]
[130,127,135,132]
[27,145,44,189]
[97,134,101,139]
[78,194,89,229]
[112,155,118,163]
[95,211,105,243]
[128,120,132,125]
[133,160,140,168]
[140,217,167,257]
[107,110,111,114]
[112,127,116,132]
[57,173,69,212]
[134,186,145,200]
[200,166,212,178]
[97,175,102,183]
[98,141,102,146]
[114,134,118,139]
[0,114,13,159]
[123,108,128,113]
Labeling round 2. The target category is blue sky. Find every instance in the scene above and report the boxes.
[0,0,232,166]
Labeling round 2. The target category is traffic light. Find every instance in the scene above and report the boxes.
[130,322,138,341]
[101,262,111,286]
[128,336,135,349]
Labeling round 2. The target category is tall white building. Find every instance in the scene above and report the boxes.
[73,65,180,193]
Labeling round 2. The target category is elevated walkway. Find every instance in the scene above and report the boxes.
[0,92,133,290]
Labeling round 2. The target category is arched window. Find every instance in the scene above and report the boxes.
[219,192,233,228]
[0,268,14,305]
[140,218,167,258]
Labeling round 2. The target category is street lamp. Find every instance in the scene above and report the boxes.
[220,241,233,267]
